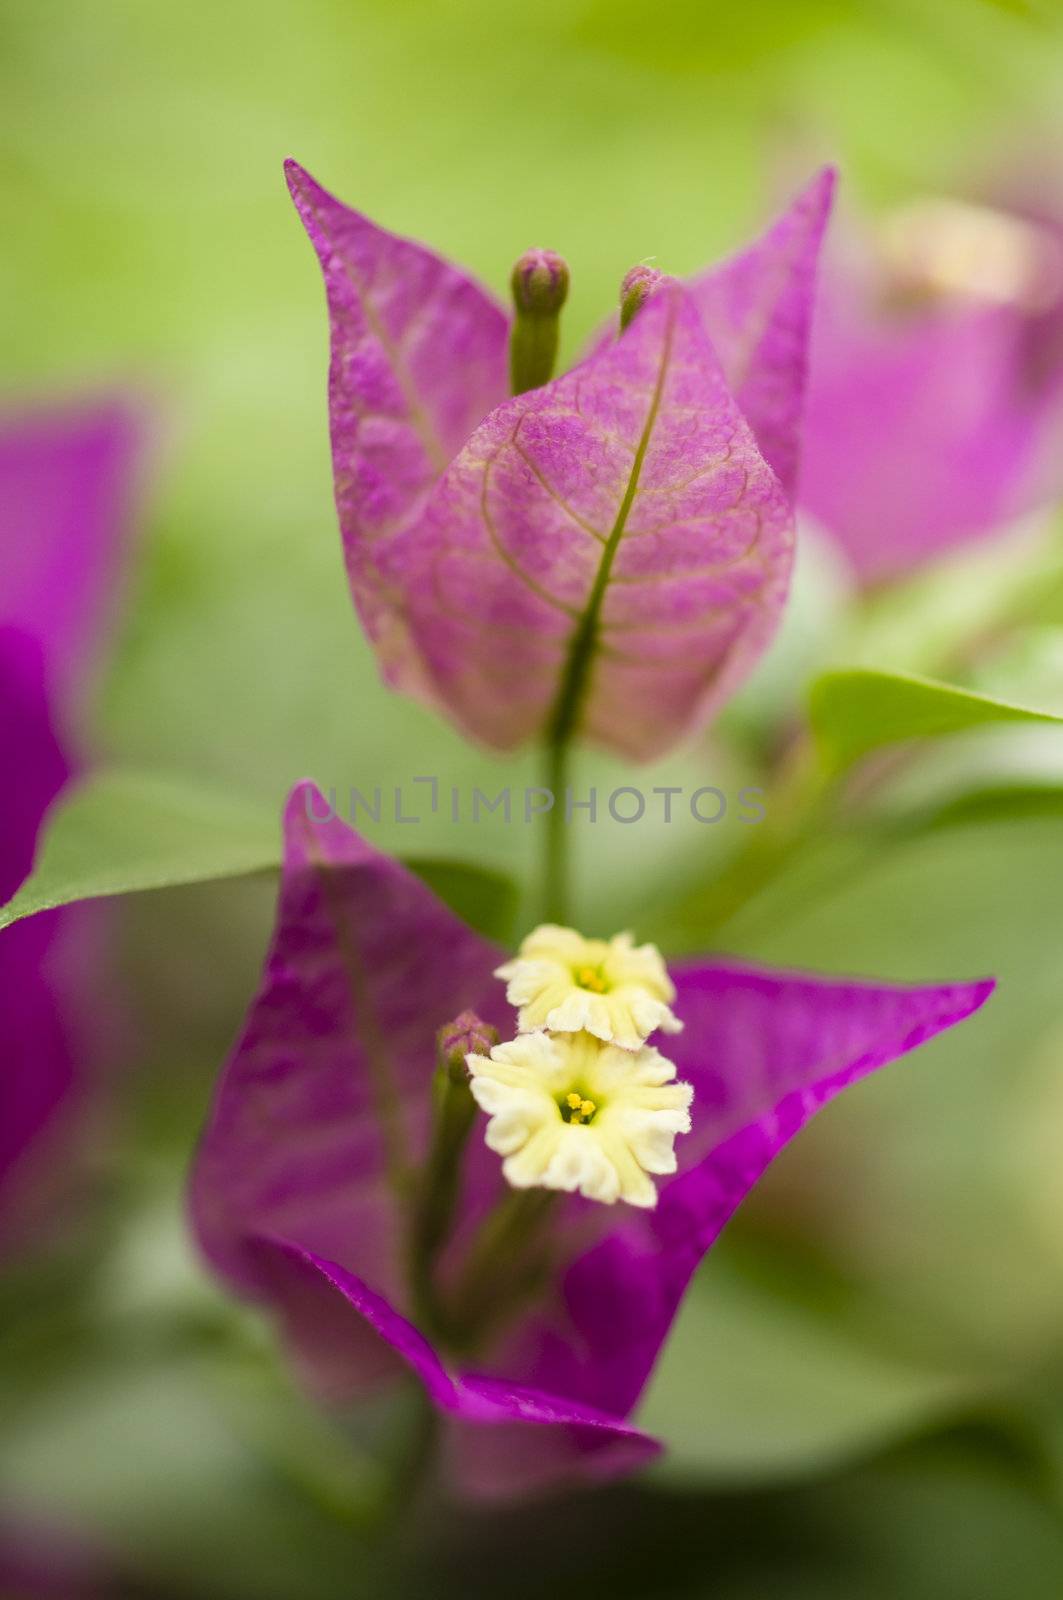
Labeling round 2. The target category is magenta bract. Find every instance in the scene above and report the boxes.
[189,783,994,1498]
[0,400,141,706]
[0,400,141,1249]
[801,255,1063,584]
[0,631,73,1244]
[407,284,793,758]
[687,167,836,500]
[286,162,509,692]
[287,163,834,759]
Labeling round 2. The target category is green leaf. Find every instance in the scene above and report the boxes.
[809,668,1063,775]
[713,812,1063,1371]
[923,784,1063,829]
[0,770,282,931]
[1,769,519,944]
[404,857,518,945]
[641,1253,972,1485]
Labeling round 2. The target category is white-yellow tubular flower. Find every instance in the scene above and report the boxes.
[466,1030,693,1210]
[495,924,682,1051]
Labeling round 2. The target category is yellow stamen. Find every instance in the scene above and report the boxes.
[563,1090,597,1125]
[467,1030,694,1209]
[493,924,682,1050]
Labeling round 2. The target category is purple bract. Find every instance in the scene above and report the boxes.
[190,783,993,1498]
[287,163,834,759]
[801,203,1063,583]
[0,400,141,1249]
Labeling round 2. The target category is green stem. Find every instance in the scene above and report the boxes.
[448,1188,558,1351]
[510,311,561,395]
[364,1383,440,1556]
[665,739,845,944]
[542,734,570,923]
[537,298,675,927]
[407,1067,477,1342]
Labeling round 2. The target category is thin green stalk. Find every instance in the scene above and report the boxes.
[448,1188,558,1351]
[364,1384,440,1557]
[407,1017,497,1345]
[667,739,831,942]
[538,297,675,927]
[407,1068,477,1343]
[542,734,570,923]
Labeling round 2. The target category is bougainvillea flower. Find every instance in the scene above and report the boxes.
[495,924,682,1049]
[467,1030,693,1209]
[190,782,993,1498]
[286,162,833,760]
[800,199,1063,584]
[0,400,141,1249]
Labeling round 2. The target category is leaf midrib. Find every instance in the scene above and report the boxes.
[546,295,677,747]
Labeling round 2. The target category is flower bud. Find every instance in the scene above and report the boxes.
[620,264,665,331]
[437,1010,499,1084]
[509,249,570,395]
[511,248,570,318]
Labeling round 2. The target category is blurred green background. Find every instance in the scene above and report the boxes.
[6,1,1063,1595]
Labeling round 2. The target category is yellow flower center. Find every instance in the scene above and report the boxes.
[467,1030,694,1209]
[493,925,683,1051]
[561,1090,598,1125]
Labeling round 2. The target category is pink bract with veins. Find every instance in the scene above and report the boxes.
[287,162,834,759]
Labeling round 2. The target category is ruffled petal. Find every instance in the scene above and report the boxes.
[496,961,993,1418]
